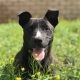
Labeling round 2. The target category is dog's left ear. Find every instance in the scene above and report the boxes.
[45,10,59,27]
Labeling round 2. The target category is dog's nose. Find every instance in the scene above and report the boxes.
[34,38,42,44]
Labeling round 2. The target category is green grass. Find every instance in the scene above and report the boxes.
[0,20,80,80]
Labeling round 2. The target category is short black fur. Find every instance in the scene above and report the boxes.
[14,10,59,80]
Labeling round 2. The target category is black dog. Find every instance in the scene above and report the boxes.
[14,10,59,80]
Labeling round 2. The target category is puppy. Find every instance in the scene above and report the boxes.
[14,9,59,80]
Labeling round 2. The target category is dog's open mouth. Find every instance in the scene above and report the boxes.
[32,48,45,61]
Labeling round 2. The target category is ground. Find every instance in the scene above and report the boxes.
[0,19,80,80]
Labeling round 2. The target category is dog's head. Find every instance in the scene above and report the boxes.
[18,10,59,61]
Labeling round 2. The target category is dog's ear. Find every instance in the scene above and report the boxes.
[45,10,59,27]
[18,11,32,27]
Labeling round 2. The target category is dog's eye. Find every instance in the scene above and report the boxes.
[46,27,50,31]
[42,26,50,31]
[25,25,35,32]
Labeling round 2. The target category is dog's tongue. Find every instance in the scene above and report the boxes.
[32,48,45,61]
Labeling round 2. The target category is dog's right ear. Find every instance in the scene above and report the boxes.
[18,11,32,27]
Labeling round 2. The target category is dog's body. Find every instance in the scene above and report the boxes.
[14,10,59,80]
